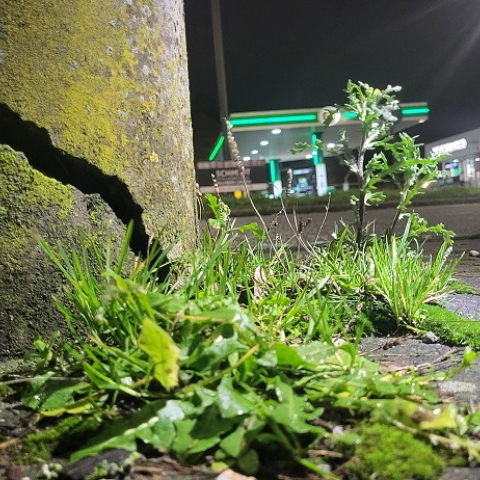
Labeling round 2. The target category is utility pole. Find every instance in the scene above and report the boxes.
[210,0,230,160]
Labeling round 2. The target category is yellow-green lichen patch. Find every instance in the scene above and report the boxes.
[0,145,74,218]
[0,0,197,255]
[0,145,75,268]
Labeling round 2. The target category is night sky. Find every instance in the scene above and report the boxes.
[184,0,480,157]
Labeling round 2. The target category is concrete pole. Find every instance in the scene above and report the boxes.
[211,0,230,161]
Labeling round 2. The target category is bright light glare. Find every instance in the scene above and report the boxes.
[251,149,259,154]
[243,156,251,161]
[327,143,336,149]
[260,140,269,146]
[272,129,282,134]
[305,154,312,159]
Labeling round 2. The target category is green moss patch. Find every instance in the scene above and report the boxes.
[346,422,445,480]
[423,304,480,349]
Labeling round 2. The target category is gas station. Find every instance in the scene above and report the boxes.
[197,104,430,197]
[199,1,430,198]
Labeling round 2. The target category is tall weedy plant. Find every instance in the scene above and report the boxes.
[293,80,447,247]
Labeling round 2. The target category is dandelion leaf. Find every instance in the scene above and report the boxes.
[138,318,180,390]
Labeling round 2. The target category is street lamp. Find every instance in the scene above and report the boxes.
[210,0,230,161]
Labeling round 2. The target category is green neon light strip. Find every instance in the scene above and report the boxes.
[230,113,318,127]
[269,160,276,183]
[343,107,429,119]
[401,107,430,116]
[208,136,224,161]
[311,133,319,166]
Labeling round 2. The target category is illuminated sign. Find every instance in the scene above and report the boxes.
[430,138,468,156]
[197,160,269,193]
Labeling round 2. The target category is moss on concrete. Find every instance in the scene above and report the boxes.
[345,422,445,480]
[11,415,100,465]
[0,146,128,358]
[0,0,196,253]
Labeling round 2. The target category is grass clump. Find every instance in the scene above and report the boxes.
[345,422,445,480]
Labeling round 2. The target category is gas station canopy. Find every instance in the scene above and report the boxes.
[201,103,429,196]
[209,103,429,162]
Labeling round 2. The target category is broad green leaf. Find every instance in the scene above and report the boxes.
[463,346,477,366]
[294,341,336,365]
[217,377,253,418]
[192,404,238,439]
[186,337,247,372]
[22,378,89,412]
[149,400,186,449]
[257,348,277,367]
[70,399,172,463]
[172,405,238,459]
[137,317,180,391]
[238,448,260,475]
[269,381,325,435]
[219,426,247,458]
[419,404,467,434]
[275,343,309,367]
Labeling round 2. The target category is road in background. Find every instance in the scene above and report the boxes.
[231,202,480,243]
[221,202,480,274]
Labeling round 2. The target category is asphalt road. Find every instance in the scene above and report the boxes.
[227,202,480,267]
[231,202,480,243]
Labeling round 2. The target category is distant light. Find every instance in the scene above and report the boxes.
[326,143,336,149]
[230,113,318,128]
[476,158,480,162]
[251,149,259,155]
[269,159,276,183]
[260,140,269,146]
[272,128,282,134]
[243,156,251,161]
[305,154,312,159]
[453,159,459,163]
[418,119,426,124]
[312,133,319,166]
[208,136,224,161]
[402,107,430,116]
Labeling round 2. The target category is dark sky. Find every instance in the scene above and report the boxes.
[184,0,480,154]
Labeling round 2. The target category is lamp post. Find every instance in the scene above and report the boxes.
[210,0,230,161]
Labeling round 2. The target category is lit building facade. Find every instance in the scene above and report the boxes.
[424,127,480,187]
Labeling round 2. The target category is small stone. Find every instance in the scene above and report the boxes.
[422,331,439,344]
[469,250,480,257]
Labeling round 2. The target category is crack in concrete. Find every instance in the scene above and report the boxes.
[0,103,152,257]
